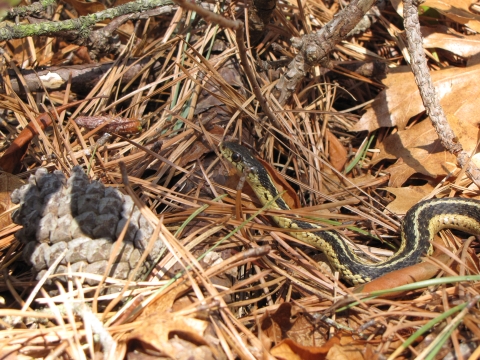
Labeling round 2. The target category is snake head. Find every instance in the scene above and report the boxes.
[219,142,261,175]
[219,142,285,204]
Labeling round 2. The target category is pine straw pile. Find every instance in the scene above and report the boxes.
[1,0,480,359]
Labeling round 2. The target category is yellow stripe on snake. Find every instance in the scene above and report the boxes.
[220,142,480,285]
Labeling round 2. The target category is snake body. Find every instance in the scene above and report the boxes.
[220,142,480,285]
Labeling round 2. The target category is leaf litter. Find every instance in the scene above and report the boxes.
[0,0,480,359]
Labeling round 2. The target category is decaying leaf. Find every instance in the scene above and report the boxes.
[261,303,328,347]
[372,114,478,186]
[128,312,212,358]
[383,183,435,214]
[352,63,480,132]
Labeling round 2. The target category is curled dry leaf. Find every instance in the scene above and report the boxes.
[325,338,365,360]
[0,99,101,173]
[75,115,142,135]
[354,236,480,294]
[138,283,190,320]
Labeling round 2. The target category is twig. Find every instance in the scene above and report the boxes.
[273,0,376,104]
[174,0,238,29]
[5,0,56,20]
[403,0,480,187]
[0,0,174,41]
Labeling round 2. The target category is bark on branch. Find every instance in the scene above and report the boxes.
[0,0,174,41]
[273,0,376,105]
[4,0,55,20]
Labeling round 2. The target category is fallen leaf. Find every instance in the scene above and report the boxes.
[371,114,478,186]
[261,303,327,347]
[372,121,449,186]
[118,20,135,37]
[326,129,347,171]
[113,0,135,5]
[353,252,450,294]
[179,141,210,167]
[270,337,341,360]
[139,283,190,320]
[383,184,435,215]
[74,46,93,64]
[326,342,364,360]
[352,63,480,132]
[391,0,480,33]
[353,230,480,294]
[0,113,51,173]
[258,157,301,209]
[128,312,211,358]
[62,0,106,16]
[421,26,480,58]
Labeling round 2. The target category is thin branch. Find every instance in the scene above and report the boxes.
[273,0,375,105]
[174,0,239,30]
[0,0,174,41]
[5,0,56,20]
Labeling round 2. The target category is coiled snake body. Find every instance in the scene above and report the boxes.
[220,142,480,285]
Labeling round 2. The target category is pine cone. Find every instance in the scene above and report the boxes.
[11,167,164,286]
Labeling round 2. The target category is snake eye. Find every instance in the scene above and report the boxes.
[231,152,242,163]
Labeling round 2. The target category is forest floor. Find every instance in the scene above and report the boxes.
[1,0,480,359]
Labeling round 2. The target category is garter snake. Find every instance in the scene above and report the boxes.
[220,142,480,285]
